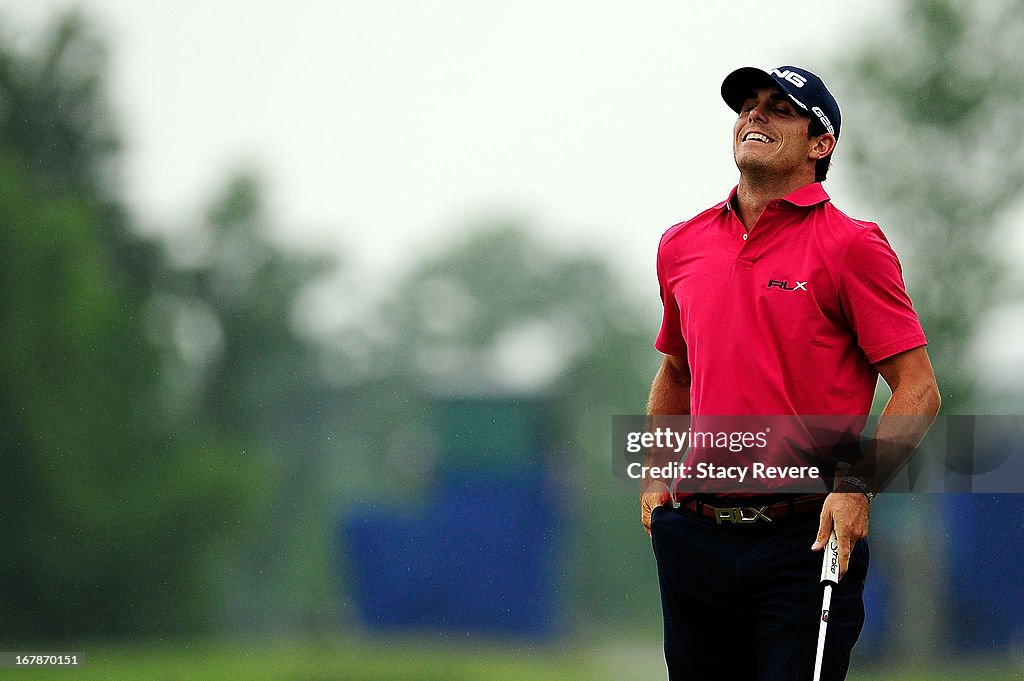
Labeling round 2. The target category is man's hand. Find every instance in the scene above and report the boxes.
[641,488,671,538]
[811,492,869,579]
[643,354,691,538]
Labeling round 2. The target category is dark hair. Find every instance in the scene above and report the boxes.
[807,118,833,182]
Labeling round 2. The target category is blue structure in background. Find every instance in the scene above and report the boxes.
[339,397,563,638]
[342,408,1024,651]
[855,494,1024,658]
[849,422,1024,658]
[945,494,1024,651]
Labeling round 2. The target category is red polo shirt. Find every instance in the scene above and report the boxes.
[656,182,926,419]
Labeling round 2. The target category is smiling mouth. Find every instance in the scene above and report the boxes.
[742,132,773,143]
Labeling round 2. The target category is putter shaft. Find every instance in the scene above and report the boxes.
[812,583,833,681]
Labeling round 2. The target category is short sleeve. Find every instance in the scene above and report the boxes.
[655,244,686,356]
[837,226,927,364]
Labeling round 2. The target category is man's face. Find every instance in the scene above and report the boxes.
[733,86,817,179]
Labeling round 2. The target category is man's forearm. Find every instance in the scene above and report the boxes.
[845,378,941,495]
[647,357,691,417]
[643,357,692,493]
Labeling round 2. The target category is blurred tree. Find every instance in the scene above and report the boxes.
[833,0,1024,664]
[152,170,337,633]
[837,0,1024,411]
[0,14,268,640]
[0,11,157,285]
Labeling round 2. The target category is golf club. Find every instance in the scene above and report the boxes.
[812,528,840,681]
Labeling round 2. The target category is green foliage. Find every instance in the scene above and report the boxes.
[376,224,658,395]
[0,149,264,639]
[0,12,118,196]
[837,0,1024,409]
[0,15,278,641]
[160,171,333,435]
[152,170,339,633]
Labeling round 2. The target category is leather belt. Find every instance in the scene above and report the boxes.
[677,494,825,525]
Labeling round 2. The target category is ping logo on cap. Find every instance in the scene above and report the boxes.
[771,68,807,88]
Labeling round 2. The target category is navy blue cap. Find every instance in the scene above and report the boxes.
[721,65,841,139]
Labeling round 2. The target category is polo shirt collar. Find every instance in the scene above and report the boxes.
[718,182,831,211]
[783,182,830,207]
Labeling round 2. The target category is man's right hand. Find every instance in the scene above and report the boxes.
[643,354,691,538]
[641,489,671,538]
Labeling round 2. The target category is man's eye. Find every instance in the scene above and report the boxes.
[775,107,790,115]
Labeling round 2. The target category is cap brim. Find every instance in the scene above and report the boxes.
[721,67,779,113]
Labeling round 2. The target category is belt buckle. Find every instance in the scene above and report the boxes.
[714,505,772,524]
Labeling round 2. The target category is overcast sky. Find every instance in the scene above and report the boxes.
[4,1,895,284]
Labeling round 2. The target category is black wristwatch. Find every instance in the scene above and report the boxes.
[838,476,874,505]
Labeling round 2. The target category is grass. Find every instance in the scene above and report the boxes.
[0,637,597,681]
[0,637,1019,680]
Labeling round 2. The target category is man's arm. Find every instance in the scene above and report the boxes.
[812,346,940,575]
[641,354,692,537]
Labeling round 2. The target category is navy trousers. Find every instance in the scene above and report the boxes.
[650,502,867,681]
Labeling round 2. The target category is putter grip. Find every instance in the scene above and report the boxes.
[820,529,840,585]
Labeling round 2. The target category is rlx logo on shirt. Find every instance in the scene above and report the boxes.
[767,279,808,291]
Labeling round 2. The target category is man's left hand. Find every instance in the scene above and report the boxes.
[811,492,869,579]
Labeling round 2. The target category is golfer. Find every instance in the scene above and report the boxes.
[642,65,940,681]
